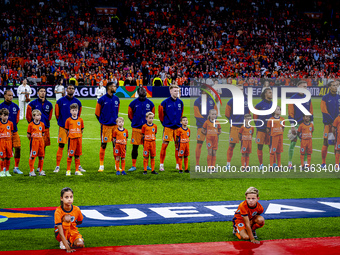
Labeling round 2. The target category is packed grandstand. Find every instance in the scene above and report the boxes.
[0,0,339,87]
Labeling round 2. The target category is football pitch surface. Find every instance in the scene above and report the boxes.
[0,97,340,252]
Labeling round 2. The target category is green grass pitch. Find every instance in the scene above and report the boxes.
[0,97,340,251]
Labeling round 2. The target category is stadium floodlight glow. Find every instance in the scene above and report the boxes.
[201,85,312,116]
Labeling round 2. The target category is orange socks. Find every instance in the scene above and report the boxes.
[270,154,275,166]
[143,158,148,171]
[151,158,155,171]
[121,159,125,171]
[56,147,63,167]
[241,156,245,167]
[178,157,183,170]
[276,153,281,166]
[227,146,234,162]
[99,147,105,165]
[67,157,72,171]
[0,161,3,171]
[321,145,327,164]
[257,149,263,165]
[252,223,263,230]
[6,160,10,171]
[300,154,305,167]
[38,159,44,172]
[132,159,137,167]
[184,157,188,171]
[245,156,249,167]
[115,160,120,171]
[207,155,212,166]
[75,158,80,172]
[14,158,20,168]
[195,143,203,165]
[160,143,168,164]
[175,147,179,165]
[336,153,340,165]
[29,158,36,172]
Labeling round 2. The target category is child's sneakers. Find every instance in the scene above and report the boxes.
[178,170,183,173]
[5,171,12,177]
[60,241,66,250]
[54,166,60,173]
[98,165,104,172]
[121,171,127,175]
[66,170,71,176]
[159,164,165,171]
[185,170,190,173]
[13,167,23,174]
[151,171,158,175]
[143,171,147,175]
[147,166,152,171]
[0,171,5,177]
[176,164,180,170]
[75,171,83,176]
[116,171,120,175]
[39,171,46,176]
[78,166,86,172]
[29,171,36,177]
[128,166,137,172]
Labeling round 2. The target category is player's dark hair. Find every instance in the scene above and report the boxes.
[4,89,12,95]
[296,80,307,87]
[60,187,73,208]
[37,87,46,92]
[70,103,78,110]
[328,81,336,87]
[181,116,188,121]
[1,108,9,116]
[67,84,75,89]
[261,88,271,101]
[107,82,115,88]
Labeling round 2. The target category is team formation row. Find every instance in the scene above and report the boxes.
[1,81,340,177]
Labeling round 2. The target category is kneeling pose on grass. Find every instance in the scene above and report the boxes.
[54,187,84,252]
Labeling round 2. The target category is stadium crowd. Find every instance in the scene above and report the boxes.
[0,0,340,87]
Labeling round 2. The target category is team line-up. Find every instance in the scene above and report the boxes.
[1,81,340,176]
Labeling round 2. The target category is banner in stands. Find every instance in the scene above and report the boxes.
[0,197,339,230]
[0,86,330,99]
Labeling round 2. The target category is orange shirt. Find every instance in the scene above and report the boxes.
[54,205,83,232]
[65,117,84,138]
[298,122,314,140]
[203,119,221,137]
[141,123,157,141]
[233,200,264,222]
[239,126,254,141]
[27,121,45,139]
[0,120,13,140]
[176,127,190,143]
[113,127,128,145]
[267,116,284,136]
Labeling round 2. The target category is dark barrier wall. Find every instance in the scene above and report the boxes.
[0,86,330,99]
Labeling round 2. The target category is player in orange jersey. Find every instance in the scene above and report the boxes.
[27,109,46,176]
[332,108,340,168]
[232,187,264,243]
[298,115,314,170]
[238,114,254,170]
[55,187,84,252]
[202,109,221,171]
[0,108,14,177]
[176,116,190,173]
[266,106,284,169]
[65,104,84,176]
[113,117,128,175]
[141,112,158,174]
